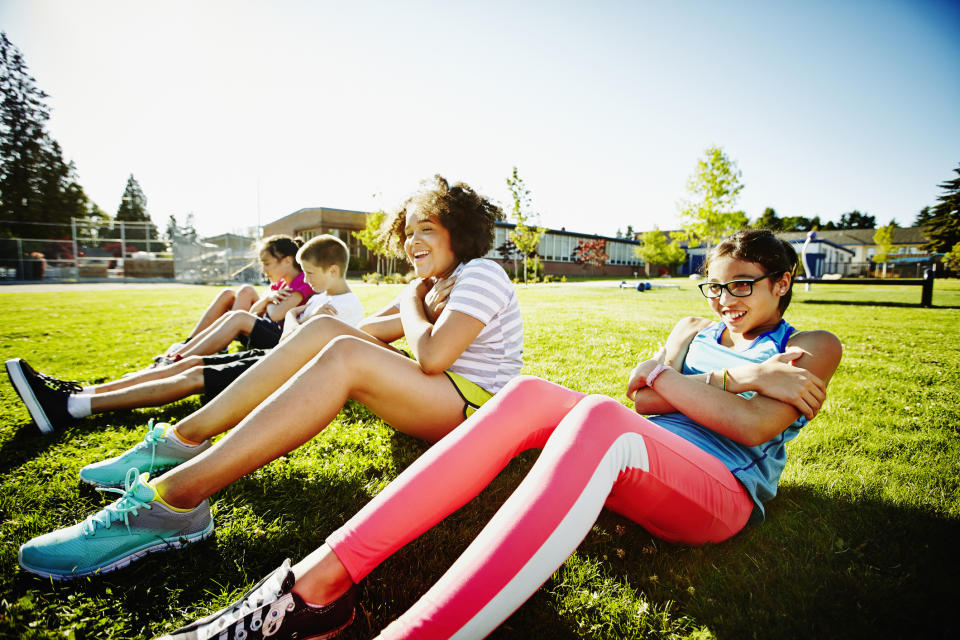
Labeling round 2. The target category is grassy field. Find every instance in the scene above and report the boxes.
[1,278,959,639]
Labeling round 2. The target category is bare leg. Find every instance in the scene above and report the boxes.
[231,284,258,311]
[173,315,390,443]
[188,288,237,338]
[291,545,353,605]
[89,368,206,413]
[175,311,258,359]
[89,356,207,394]
[155,335,467,509]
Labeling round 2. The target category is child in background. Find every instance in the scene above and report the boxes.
[157,235,315,362]
[151,229,842,640]
[18,176,523,583]
[156,235,313,361]
[5,235,357,436]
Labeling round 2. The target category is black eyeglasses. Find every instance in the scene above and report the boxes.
[698,272,782,299]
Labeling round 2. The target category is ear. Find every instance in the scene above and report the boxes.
[775,272,792,296]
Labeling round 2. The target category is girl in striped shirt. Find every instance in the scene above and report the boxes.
[18,176,525,585]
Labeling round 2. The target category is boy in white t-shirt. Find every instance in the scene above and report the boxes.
[5,235,363,434]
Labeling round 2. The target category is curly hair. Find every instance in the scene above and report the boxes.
[703,229,799,314]
[380,175,503,264]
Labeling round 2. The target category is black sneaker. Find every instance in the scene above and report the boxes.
[154,559,356,640]
[4,358,80,434]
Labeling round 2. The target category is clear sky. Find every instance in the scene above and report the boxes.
[1,0,958,237]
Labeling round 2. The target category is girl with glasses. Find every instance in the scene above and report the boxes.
[152,229,841,640]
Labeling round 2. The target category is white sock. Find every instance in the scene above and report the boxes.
[66,395,92,418]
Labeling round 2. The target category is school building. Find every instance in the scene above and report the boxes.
[261,207,646,277]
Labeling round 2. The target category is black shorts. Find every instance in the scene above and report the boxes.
[201,349,269,400]
[243,317,283,350]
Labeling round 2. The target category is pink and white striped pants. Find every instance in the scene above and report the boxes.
[326,376,752,639]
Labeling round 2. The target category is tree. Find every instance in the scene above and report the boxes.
[114,174,158,251]
[677,145,748,247]
[872,224,895,277]
[837,210,876,229]
[754,207,781,231]
[914,206,935,227]
[572,238,609,272]
[352,210,393,275]
[0,32,97,240]
[944,242,960,272]
[506,167,546,283]
[921,164,960,254]
[635,227,686,275]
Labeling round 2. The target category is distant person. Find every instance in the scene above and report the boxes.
[18,175,524,587]
[158,234,314,361]
[5,236,360,442]
[156,234,316,363]
[151,229,841,640]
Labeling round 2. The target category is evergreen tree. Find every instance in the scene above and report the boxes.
[837,210,876,229]
[1,32,99,241]
[115,174,158,250]
[914,206,934,227]
[754,207,781,230]
[922,164,960,254]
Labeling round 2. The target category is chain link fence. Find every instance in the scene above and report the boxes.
[1,219,259,285]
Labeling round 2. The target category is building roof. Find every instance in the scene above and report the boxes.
[777,226,927,246]
[495,221,640,245]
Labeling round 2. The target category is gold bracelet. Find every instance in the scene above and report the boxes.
[722,369,728,391]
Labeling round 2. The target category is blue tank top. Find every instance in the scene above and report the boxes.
[649,319,807,522]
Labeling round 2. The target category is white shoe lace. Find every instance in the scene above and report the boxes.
[198,560,296,640]
[83,468,152,536]
[129,419,165,474]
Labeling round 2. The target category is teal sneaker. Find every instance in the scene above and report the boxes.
[19,468,213,580]
[79,420,210,488]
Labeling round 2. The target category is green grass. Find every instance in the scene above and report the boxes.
[1,279,959,639]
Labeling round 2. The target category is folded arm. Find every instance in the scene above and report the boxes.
[632,328,842,446]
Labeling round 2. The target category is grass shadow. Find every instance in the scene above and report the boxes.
[0,398,202,476]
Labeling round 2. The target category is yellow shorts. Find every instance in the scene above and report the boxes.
[443,371,493,419]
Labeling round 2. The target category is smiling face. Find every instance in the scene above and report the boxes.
[704,256,791,339]
[403,206,458,279]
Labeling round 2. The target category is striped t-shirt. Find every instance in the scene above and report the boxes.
[394,258,523,394]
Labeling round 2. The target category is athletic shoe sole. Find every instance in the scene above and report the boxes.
[309,610,356,640]
[17,519,214,581]
[5,359,54,435]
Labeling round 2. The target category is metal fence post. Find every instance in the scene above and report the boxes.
[921,268,934,308]
[71,217,80,279]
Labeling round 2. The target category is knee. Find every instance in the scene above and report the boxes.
[215,288,236,306]
[184,367,206,387]
[497,375,584,411]
[300,314,348,346]
[560,394,633,438]
[234,284,258,306]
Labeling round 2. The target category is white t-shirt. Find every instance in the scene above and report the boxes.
[393,258,523,394]
[299,290,364,328]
